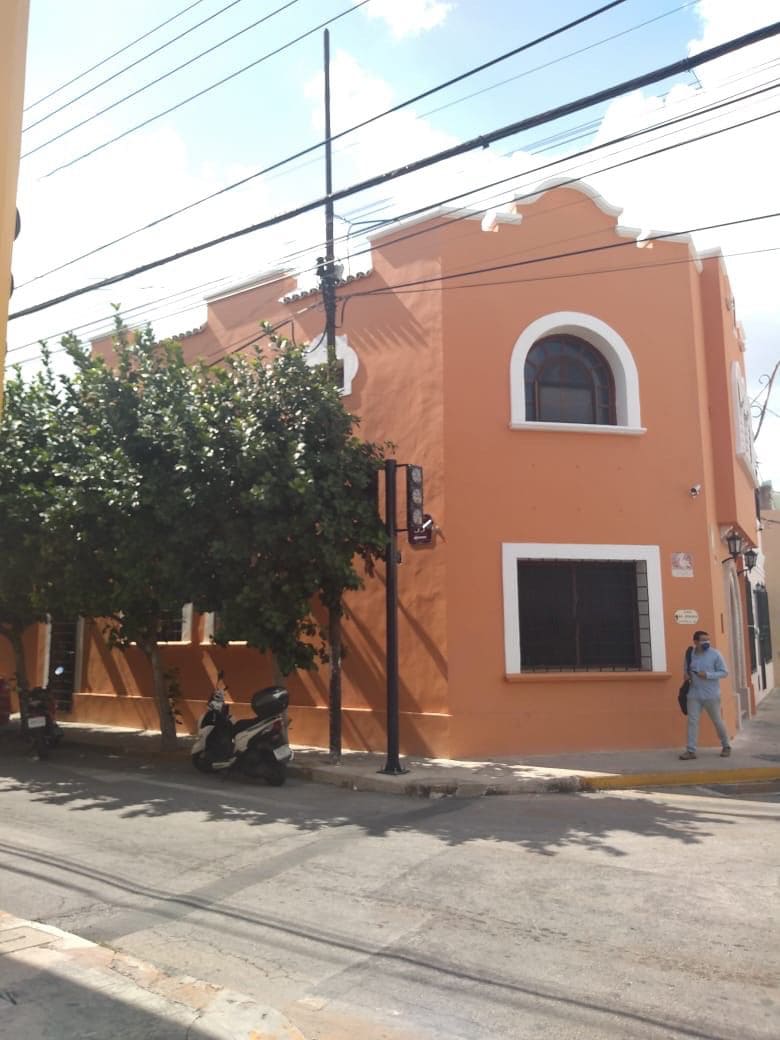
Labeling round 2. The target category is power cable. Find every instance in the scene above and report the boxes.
[20,0,636,283]
[23,0,301,145]
[23,0,210,113]
[418,0,695,124]
[252,78,780,282]
[21,52,774,294]
[39,0,372,178]
[14,75,780,360]
[344,213,780,300]
[9,242,777,370]
[327,87,780,281]
[11,21,780,323]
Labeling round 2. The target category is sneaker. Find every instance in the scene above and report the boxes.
[679,751,697,760]
[720,747,731,757]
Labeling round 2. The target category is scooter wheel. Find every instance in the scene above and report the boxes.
[263,754,287,787]
[32,735,49,760]
[192,752,213,774]
[265,764,286,786]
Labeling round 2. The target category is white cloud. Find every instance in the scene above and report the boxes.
[364,0,453,40]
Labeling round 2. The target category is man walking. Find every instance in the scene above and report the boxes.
[680,629,731,760]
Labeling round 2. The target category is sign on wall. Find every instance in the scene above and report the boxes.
[674,609,699,625]
[671,552,694,578]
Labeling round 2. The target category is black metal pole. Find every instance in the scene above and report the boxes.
[322,29,341,761]
[381,458,406,774]
[323,28,337,373]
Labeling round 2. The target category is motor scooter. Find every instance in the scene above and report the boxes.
[191,674,293,786]
[21,666,65,759]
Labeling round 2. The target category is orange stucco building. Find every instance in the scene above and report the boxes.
[7,181,773,757]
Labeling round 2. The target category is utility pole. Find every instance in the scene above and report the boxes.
[320,28,338,374]
[320,28,342,762]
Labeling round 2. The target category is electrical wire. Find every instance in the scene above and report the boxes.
[39,0,372,178]
[325,87,780,283]
[23,0,301,145]
[250,78,780,283]
[11,21,780,323]
[13,72,780,357]
[23,0,210,113]
[343,213,780,301]
[18,0,642,286]
[13,243,780,372]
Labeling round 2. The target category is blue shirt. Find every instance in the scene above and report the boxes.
[686,646,729,699]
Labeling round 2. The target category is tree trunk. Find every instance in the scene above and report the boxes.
[328,603,342,762]
[144,639,178,750]
[8,624,30,695]
[271,655,286,688]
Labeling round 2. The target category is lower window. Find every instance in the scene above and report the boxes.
[517,559,651,671]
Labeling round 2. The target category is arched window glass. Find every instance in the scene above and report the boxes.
[524,334,616,425]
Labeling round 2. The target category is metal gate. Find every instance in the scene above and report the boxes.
[47,619,79,713]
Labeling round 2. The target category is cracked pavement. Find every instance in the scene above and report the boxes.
[1,743,778,1039]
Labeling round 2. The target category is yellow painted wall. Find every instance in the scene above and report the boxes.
[0,0,30,404]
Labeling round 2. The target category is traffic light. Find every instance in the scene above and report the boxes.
[406,464,432,545]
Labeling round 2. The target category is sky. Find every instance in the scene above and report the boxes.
[7,0,780,484]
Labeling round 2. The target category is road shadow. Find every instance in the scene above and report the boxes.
[0,740,742,859]
[1,752,771,1040]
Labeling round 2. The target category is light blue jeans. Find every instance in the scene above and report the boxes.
[686,694,730,752]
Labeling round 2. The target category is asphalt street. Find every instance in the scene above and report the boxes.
[0,743,777,1040]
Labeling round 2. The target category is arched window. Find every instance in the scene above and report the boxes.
[525,334,616,425]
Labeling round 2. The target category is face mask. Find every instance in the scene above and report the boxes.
[700,641,711,651]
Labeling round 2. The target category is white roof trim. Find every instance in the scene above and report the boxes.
[205,268,295,304]
[639,231,702,273]
[514,177,623,218]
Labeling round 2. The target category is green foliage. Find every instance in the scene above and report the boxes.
[0,313,387,738]
[0,350,76,688]
[200,330,387,674]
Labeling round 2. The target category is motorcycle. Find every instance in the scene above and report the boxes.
[191,675,293,786]
[21,666,65,759]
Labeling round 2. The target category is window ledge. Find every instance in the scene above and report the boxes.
[510,421,646,436]
[505,672,672,683]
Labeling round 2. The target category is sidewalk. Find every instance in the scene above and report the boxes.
[4,688,779,796]
[0,912,305,1039]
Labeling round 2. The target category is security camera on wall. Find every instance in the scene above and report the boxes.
[689,484,702,497]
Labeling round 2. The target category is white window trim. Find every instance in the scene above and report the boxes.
[502,543,666,674]
[201,611,249,645]
[40,616,85,690]
[509,311,642,430]
[157,604,193,644]
[305,332,359,397]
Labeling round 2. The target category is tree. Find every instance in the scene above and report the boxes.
[0,355,71,692]
[54,319,221,748]
[203,334,386,759]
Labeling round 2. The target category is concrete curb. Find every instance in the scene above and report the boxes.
[577,765,780,792]
[10,726,779,798]
[0,912,305,1039]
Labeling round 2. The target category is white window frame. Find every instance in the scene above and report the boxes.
[201,611,249,645]
[502,543,666,674]
[40,616,85,690]
[305,332,359,397]
[509,311,644,434]
[157,604,193,644]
